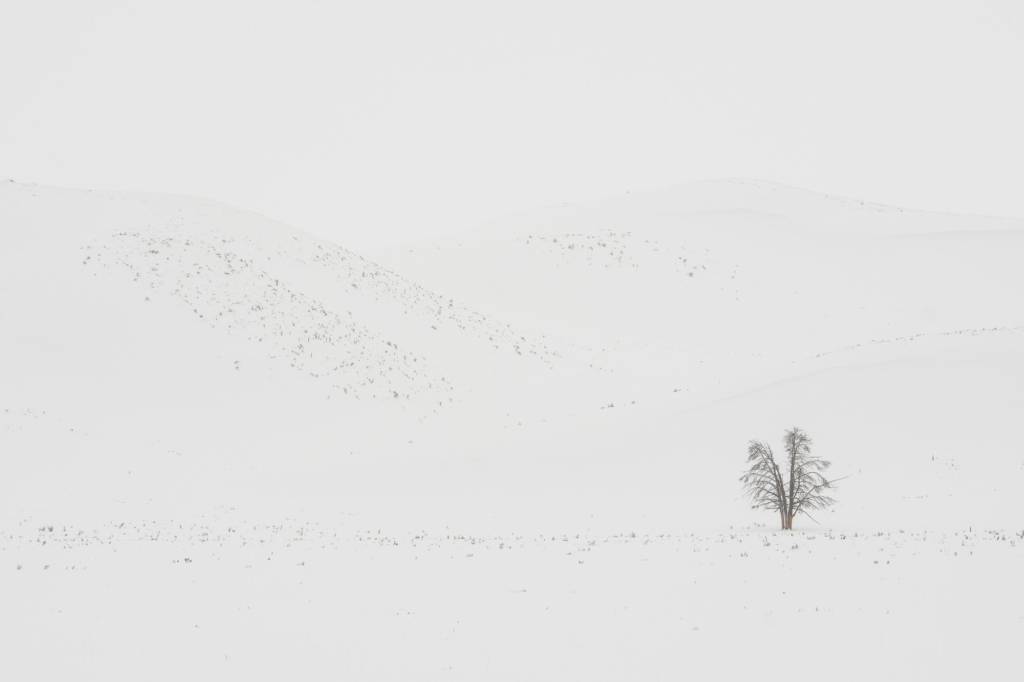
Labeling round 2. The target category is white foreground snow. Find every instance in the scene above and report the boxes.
[1,179,1021,679]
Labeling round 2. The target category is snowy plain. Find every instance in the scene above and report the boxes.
[1,178,1022,679]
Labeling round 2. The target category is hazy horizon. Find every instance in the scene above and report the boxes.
[3,1,1023,249]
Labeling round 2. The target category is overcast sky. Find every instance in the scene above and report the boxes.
[2,1,1022,249]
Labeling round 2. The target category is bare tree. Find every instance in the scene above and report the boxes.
[740,427,838,530]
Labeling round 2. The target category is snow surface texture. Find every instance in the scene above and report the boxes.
[1,178,1022,679]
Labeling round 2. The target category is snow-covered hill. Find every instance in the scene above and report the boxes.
[1,178,1021,680]
[369,178,1024,411]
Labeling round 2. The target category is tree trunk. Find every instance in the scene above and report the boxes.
[788,454,796,531]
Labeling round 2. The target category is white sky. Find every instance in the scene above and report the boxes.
[2,1,1022,249]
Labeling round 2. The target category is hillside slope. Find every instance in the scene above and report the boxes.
[0,181,588,432]
[368,178,1024,408]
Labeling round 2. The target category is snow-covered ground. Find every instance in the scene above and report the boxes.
[1,179,1021,679]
